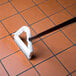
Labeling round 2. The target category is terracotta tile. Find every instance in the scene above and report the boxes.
[63,23,76,44]
[57,46,76,72]
[0,0,8,4]
[43,31,72,54]
[36,57,67,76]
[0,3,17,20]
[2,51,32,76]
[2,14,28,33]
[31,40,52,65]
[31,18,54,38]
[21,6,45,24]
[38,0,63,16]
[72,72,76,76]
[0,36,19,59]
[33,0,48,4]
[11,0,34,11]
[57,0,76,8]
[50,10,73,25]
[0,23,8,39]
[67,5,76,17]
[0,63,8,76]
[19,68,38,76]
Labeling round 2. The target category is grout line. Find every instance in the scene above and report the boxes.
[0,2,75,23]
[20,0,48,13]
[56,45,74,55]
[0,22,13,39]
[67,70,76,76]
[0,35,10,40]
[32,0,74,45]
[0,13,17,21]
[0,0,75,75]
[30,1,71,73]
[8,1,41,76]
[0,60,10,76]
[56,0,74,17]
[17,44,74,76]
[8,0,74,75]
[16,67,33,76]
[1,50,20,60]
[0,1,8,6]
[35,55,54,67]
[35,44,74,67]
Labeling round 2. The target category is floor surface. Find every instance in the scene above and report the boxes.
[0,0,76,76]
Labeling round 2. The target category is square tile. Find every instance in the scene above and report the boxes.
[0,0,8,4]
[21,6,46,24]
[19,68,38,76]
[0,63,8,76]
[38,0,63,16]
[57,0,76,8]
[50,10,73,25]
[0,23,8,39]
[43,31,72,54]
[11,0,34,11]
[36,57,67,76]
[31,18,54,38]
[31,40,52,65]
[0,36,19,59]
[2,14,28,33]
[2,51,32,76]
[0,3,17,20]
[57,46,76,72]
[67,5,76,17]
[63,23,76,44]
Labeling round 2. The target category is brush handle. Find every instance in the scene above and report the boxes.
[29,17,76,41]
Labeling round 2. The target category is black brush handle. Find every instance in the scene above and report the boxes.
[29,17,76,41]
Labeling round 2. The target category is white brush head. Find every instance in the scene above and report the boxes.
[13,26,33,59]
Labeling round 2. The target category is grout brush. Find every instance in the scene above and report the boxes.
[13,17,76,59]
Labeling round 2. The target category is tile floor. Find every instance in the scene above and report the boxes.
[0,0,76,76]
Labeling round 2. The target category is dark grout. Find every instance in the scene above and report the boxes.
[16,67,33,76]
[17,44,74,76]
[0,1,8,6]
[0,60,10,76]
[0,50,20,60]
[56,0,74,17]
[32,0,72,74]
[67,70,76,76]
